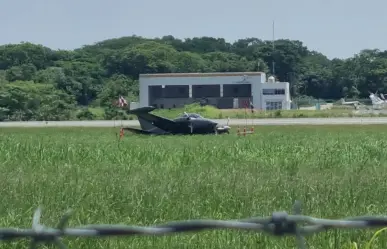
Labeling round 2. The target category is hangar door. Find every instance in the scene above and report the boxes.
[192,84,220,98]
[223,84,251,97]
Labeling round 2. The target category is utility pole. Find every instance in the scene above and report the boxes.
[272,20,275,77]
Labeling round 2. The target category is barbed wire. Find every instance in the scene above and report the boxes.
[1,201,387,249]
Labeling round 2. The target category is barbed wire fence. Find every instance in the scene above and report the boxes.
[1,200,387,249]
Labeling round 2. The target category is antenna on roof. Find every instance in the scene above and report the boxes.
[272,20,275,77]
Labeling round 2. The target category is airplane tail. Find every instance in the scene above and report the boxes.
[128,106,156,114]
[127,106,166,133]
[369,93,381,105]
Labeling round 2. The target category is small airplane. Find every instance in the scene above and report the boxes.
[340,98,360,106]
[123,106,231,135]
[339,98,362,109]
[369,91,387,109]
[339,91,387,110]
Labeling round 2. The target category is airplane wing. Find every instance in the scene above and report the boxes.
[123,127,169,135]
[128,106,180,133]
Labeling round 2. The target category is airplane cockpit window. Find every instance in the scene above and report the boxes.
[188,113,203,118]
[179,112,203,119]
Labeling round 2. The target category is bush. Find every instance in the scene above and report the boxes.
[76,109,96,120]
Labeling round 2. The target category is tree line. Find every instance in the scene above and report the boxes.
[0,35,386,121]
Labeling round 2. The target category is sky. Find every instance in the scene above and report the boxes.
[1,0,386,59]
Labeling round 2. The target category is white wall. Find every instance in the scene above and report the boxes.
[260,82,291,110]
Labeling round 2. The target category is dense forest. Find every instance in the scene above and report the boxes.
[1,35,386,121]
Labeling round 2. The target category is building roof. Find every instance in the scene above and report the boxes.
[139,72,264,78]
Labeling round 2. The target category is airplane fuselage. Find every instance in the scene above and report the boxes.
[172,117,220,134]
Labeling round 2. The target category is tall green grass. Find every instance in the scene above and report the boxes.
[1,125,387,249]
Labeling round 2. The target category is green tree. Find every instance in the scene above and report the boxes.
[2,34,387,120]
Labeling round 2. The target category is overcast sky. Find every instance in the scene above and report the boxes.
[1,0,385,59]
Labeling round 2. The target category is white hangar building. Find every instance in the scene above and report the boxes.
[137,72,291,110]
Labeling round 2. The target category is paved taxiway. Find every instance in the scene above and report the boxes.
[2,117,387,127]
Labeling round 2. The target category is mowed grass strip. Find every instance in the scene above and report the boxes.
[1,125,387,249]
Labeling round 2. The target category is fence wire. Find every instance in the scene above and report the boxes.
[1,201,387,249]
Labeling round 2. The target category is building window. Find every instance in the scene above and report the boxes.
[266,101,282,110]
[262,89,285,95]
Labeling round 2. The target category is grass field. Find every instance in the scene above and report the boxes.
[1,125,387,249]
